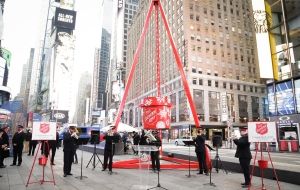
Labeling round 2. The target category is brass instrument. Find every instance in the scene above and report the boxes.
[145,130,157,143]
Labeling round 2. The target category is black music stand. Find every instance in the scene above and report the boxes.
[183,140,196,177]
[75,138,89,180]
[86,132,103,169]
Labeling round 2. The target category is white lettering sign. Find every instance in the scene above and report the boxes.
[221,92,228,122]
[58,13,73,23]
[248,122,277,142]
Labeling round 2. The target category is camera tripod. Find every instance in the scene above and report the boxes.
[86,142,103,169]
[214,146,228,174]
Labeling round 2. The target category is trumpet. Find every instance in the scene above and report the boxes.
[145,130,157,143]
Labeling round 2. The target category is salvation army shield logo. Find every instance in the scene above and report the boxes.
[39,123,50,134]
[256,123,268,135]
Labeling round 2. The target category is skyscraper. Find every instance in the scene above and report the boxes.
[107,0,140,120]
[125,0,266,139]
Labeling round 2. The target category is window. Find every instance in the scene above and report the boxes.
[237,84,240,90]
[192,68,197,73]
[199,79,203,85]
[230,83,233,90]
[208,80,212,86]
[215,81,219,87]
[223,82,227,89]
[193,78,197,85]
[198,70,202,74]
[214,72,218,76]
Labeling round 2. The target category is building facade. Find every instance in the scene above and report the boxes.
[126,0,267,140]
[262,0,300,152]
[107,0,140,119]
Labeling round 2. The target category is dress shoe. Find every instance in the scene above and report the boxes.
[0,165,6,168]
[63,174,67,177]
[0,175,2,177]
[109,171,112,175]
[242,184,250,188]
[102,168,106,171]
[197,171,203,175]
[51,162,55,165]
[10,164,16,166]
[17,163,21,166]
[67,173,73,175]
[205,173,209,176]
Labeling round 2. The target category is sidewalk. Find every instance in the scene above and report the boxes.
[0,149,299,190]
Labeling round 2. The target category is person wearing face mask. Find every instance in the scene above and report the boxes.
[233,127,252,188]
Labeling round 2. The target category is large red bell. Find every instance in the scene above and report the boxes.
[140,96,172,129]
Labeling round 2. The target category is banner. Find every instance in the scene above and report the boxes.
[248,122,277,142]
[251,0,274,79]
[221,92,228,122]
[54,7,76,30]
[32,122,57,140]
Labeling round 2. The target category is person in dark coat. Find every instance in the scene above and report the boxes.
[63,126,78,177]
[132,131,140,155]
[41,131,59,165]
[150,130,161,172]
[233,128,252,188]
[102,126,120,174]
[0,125,10,168]
[194,129,208,175]
[139,130,148,145]
[122,132,128,154]
[11,125,25,166]
[27,129,37,156]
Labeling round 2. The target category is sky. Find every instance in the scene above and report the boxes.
[2,0,107,100]
[3,0,44,98]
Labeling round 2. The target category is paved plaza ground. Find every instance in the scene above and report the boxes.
[0,148,299,190]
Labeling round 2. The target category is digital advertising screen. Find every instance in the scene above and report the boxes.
[267,85,276,116]
[276,81,295,115]
[295,79,300,113]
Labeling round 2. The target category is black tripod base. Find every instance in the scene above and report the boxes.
[203,182,216,187]
[75,176,88,180]
[147,184,168,190]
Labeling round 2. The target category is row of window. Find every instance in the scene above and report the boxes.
[191,77,264,93]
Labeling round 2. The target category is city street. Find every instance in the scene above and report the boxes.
[0,148,299,190]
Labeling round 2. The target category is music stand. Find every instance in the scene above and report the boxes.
[75,138,89,180]
[183,140,196,177]
[86,132,103,169]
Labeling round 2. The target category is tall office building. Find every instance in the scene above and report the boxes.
[126,0,266,139]
[107,0,140,117]
[91,29,111,111]
[74,71,91,125]
[19,48,35,112]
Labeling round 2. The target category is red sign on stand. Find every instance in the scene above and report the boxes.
[140,97,172,129]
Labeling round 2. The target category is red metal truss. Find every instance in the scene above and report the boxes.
[114,0,201,130]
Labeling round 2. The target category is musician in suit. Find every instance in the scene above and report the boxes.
[149,130,161,172]
[194,129,208,175]
[132,131,140,155]
[63,126,78,177]
[0,125,10,168]
[102,126,120,174]
[11,125,25,166]
[233,128,252,188]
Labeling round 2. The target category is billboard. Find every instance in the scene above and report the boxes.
[50,110,69,123]
[32,122,57,140]
[276,81,295,115]
[267,85,276,116]
[220,92,228,122]
[251,0,274,78]
[248,122,277,142]
[54,7,76,30]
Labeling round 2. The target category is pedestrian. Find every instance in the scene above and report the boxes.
[194,129,208,175]
[11,125,25,166]
[0,125,10,168]
[233,127,252,188]
[132,131,140,155]
[63,125,78,177]
[150,130,161,172]
[102,126,120,174]
[49,131,59,165]
[27,129,37,156]
[139,130,148,145]
[122,132,128,154]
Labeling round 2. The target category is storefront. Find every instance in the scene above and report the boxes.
[270,115,300,152]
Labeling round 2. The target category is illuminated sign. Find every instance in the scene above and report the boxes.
[54,7,76,30]
[276,81,295,115]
